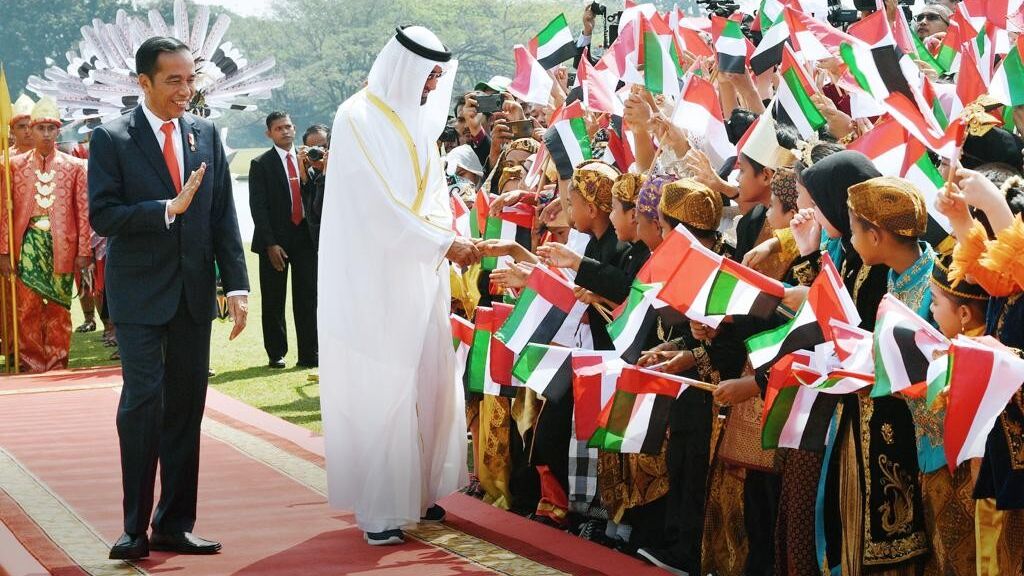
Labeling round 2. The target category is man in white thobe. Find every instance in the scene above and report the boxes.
[318,26,479,546]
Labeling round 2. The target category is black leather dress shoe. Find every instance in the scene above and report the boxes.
[149,532,222,555]
[109,532,148,560]
[268,358,286,369]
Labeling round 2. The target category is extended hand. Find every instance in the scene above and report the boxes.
[446,236,481,268]
[712,376,759,406]
[267,245,288,272]
[742,237,779,269]
[536,242,582,270]
[167,162,206,216]
[638,340,681,367]
[790,208,822,257]
[228,294,248,341]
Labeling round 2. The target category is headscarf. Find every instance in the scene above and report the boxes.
[659,178,722,231]
[847,176,927,237]
[445,144,483,177]
[800,150,881,240]
[571,160,619,213]
[636,174,675,219]
[771,166,798,213]
[366,26,457,164]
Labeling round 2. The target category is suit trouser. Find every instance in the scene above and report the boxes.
[115,296,211,535]
[257,230,317,363]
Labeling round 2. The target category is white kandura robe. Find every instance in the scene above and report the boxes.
[318,42,467,533]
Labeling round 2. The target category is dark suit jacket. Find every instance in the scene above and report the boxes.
[248,147,310,254]
[302,168,324,248]
[88,106,249,326]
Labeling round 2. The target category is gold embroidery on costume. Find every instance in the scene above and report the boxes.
[878,455,915,537]
[881,423,895,445]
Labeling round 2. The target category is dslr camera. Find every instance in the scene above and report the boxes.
[305,146,326,162]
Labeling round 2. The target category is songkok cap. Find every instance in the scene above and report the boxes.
[571,159,620,213]
[10,94,34,124]
[30,96,61,127]
[611,173,645,204]
[475,75,512,93]
[508,137,539,155]
[771,166,798,214]
[395,25,451,62]
[636,174,676,220]
[445,144,484,177]
[847,176,927,238]
[931,251,988,301]
[498,165,527,192]
[659,178,723,232]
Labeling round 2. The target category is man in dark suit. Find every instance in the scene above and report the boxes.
[88,36,249,560]
[248,112,318,369]
[298,123,330,248]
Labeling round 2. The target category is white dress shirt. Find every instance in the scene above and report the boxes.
[141,100,247,299]
[275,145,304,219]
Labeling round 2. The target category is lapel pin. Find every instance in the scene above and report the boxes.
[188,132,196,152]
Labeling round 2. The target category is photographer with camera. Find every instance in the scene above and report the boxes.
[298,124,330,247]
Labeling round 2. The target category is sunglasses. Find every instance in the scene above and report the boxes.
[915,13,945,22]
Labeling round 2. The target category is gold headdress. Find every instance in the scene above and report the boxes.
[847,176,927,237]
[659,178,722,232]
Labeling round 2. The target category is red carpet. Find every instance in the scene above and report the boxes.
[0,367,666,576]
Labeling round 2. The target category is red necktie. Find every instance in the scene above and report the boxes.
[286,152,302,225]
[160,121,182,194]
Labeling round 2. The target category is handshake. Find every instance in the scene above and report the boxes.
[445,237,534,269]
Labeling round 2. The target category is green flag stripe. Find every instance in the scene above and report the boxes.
[839,43,873,96]
[537,13,569,45]
[568,116,592,160]
[466,331,491,394]
[496,288,539,342]
[706,269,739,316]
[782,67,826,128]
[762,386,798,449]
[644,30,665,95]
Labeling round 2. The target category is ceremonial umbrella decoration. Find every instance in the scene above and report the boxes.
[24,0,284,130]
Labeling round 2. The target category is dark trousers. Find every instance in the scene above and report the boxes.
[257,231,317,364]
[662,389,714,572]
[744,469,781,576]
[115,297,211,535]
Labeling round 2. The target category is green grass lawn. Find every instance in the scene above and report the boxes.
[69,247,323,433]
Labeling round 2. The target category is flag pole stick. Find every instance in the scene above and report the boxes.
[2,118,18,374]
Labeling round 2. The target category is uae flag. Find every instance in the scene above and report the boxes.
[990,35,1024,107]
[774,43,827,140]
[451,313,475,388]
[543,101,592,180]
[512,342,574,401]
[466,305,519,397]
[509,44,553,106]
[481,202,534,271]
[468,188,490,239]
[749,8,788,74]
[607,281,660,363]
[761,351,840,451]
[496,265,585,354]
[671,75,736,172]
[934,20,963,74]
[828,318,874,374]
[605,122,635,172]
[840,11,915,104]
[892,5,943,75]
[589,367,692,454]
[944,336,1024,469]
[638,14,682,99]
[529,13,576,69]
[705,257,785,319]
[654,225,726,328]
[746,254,856,370]
[572,352,627,441]
[870,294,950,398]
[901,138,952,234]
[712,16,748,74]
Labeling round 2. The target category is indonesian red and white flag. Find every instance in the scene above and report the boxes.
[509,44,554,106]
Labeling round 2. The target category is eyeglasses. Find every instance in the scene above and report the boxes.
[427,70,445,81]
[915,13,944,22]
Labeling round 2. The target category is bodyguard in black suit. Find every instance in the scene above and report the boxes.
[88,37,249,560]
[248,112,318,368]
